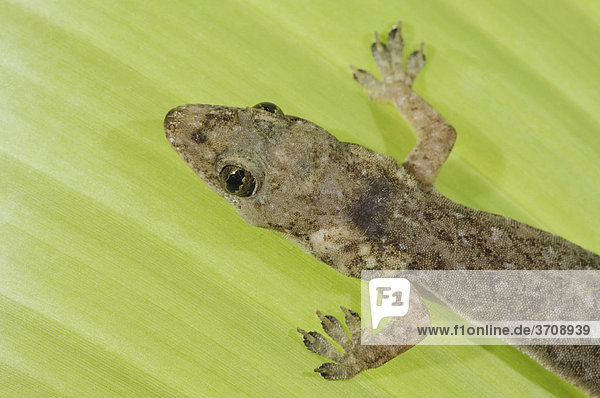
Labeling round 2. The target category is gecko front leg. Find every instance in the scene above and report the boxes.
[298,294,430,380]
[352,22,456,188]
[297,307,385,380]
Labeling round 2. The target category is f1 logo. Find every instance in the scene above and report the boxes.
[369,278,411,328]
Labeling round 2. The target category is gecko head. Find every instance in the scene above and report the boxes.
[164,102,375,234]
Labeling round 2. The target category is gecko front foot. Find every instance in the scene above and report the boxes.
[352,21,425,102]
[297,307,411,380]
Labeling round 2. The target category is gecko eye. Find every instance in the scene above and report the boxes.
[219,165,256,197]
[252,102,284,116]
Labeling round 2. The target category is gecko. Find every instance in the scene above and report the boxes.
[163,21,600,396]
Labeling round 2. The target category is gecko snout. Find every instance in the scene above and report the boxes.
[163,105,187,137]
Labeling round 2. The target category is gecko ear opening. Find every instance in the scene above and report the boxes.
[252,102,284,116]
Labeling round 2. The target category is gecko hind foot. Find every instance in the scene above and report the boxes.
[352,21,425,101]
[297,306,408,380]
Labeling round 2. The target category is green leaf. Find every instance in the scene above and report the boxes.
[1,0,598,396]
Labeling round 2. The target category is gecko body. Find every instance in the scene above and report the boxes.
[164,22,600,395]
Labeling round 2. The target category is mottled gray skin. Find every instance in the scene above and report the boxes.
[165,22,600,396]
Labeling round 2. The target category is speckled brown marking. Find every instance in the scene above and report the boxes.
[347,179,393,237]
[192,130,206,144]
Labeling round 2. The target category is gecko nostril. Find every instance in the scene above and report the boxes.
[163,105,186,135]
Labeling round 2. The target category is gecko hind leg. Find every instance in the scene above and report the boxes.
[297,307,412,380]
[353,21,457,188]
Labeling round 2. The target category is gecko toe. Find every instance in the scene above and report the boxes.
[297,327,344,362]
[371,32,392,78]
[387,21,405,74]
[316,309,350,347]
[315,362,360,380]
[341,306,362,341]
[351,66,386,101]
[406,42,426,83]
